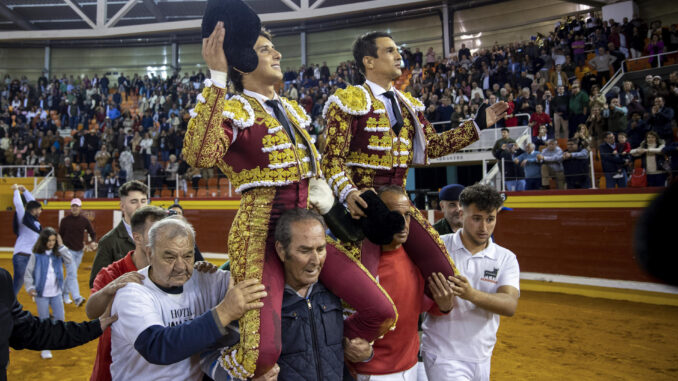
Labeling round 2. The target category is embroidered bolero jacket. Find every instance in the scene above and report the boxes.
[321,84,479,202]
[182,79,322,194]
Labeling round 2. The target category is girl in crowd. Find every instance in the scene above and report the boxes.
[24,227,72,359]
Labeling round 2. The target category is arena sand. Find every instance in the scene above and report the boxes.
[3,258,678,381]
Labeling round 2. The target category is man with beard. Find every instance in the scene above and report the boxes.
[433,184,465,235]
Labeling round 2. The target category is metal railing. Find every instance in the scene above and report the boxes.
[483,149,597,192]
[0,165,56,198]
[602,50,678,96]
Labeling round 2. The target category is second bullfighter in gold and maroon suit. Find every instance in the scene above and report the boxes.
[322,82,479,286]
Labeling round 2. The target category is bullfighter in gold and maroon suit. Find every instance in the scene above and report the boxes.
[183,3,396,378]
[322,32,507,290]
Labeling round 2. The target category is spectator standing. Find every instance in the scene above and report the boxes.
[421,184,519,381]
[568,83,589,138]
[529,104,552,136]
[433,184,465,236]
[119,148,134,182]
[606,98,628,134]
[553,86,569,139]
[649,97,675,143]
[139,132,153,169]
[89,180,148,288]
[588,47,616,86]
[515,143,542,190]
[23,227,72,359]
[11,184,41,295]
[563,138,591,189]
[492,128,516,159]
[599,131,627,188]
[500,143,525,191]
[59,198,97,307]
[631,131,667,187]
[539,139,565,189]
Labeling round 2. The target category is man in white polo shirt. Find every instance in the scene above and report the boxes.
[421,184,520,381]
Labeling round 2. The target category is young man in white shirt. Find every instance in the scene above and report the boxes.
[421,184,520,381]
[110,218,267,381]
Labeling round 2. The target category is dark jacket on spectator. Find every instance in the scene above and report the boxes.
[89,221,135,288]
[599,142,626,174]
[627,118,651,149]
[650,107,675,142]
[278,282,343,381]
[1,268,102,381]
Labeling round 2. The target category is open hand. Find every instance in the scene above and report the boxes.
[216,278,267,326]
[104,271,145,296]
[485,101,509,126]
[202,21,228,72]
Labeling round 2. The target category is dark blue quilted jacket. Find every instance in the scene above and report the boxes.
[278,282,344,381]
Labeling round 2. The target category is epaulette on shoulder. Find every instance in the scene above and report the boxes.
[281,97,311,129]
[396,90,425,113]
[222,95,255,129]
[322,85,371,119]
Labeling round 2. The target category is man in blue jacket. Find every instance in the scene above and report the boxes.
[201,208,372,381]
[515,143,542,190]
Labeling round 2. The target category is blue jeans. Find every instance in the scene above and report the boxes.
[12,254,30,295]
[605,171,627,188]
[63,249,84,301]
[506,179,526,191]
[35,295,65,321]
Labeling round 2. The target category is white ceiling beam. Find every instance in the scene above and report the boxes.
[0,0,433,41]
[143,0,165,22]
[63,0,96,29]
[97,0,107,27]
[280,0,300,11]
[0,2,37,30]
[310,0,326,10]
[106,0,139,28]
[300,0,309,10]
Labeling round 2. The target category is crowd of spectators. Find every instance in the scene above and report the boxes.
[1,11,677,196]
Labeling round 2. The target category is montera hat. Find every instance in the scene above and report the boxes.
[439,184,465,202]
[202,0,261,73]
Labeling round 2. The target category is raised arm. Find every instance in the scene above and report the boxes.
[182,21,232,169]
[424,101,508,158]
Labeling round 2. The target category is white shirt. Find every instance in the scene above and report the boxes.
[13,190,39,255]
[122,220,133,241]
[41,251,59,298]
[421,230,520,362]
[243,89,281,121]
[365,79,402,129]
[110,267,230,381]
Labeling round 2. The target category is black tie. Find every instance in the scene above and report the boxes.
[265,99,295,144]
[382,91,404,135]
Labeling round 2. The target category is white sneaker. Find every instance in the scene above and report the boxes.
[63,297,73,304]
[41,350,53,359]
